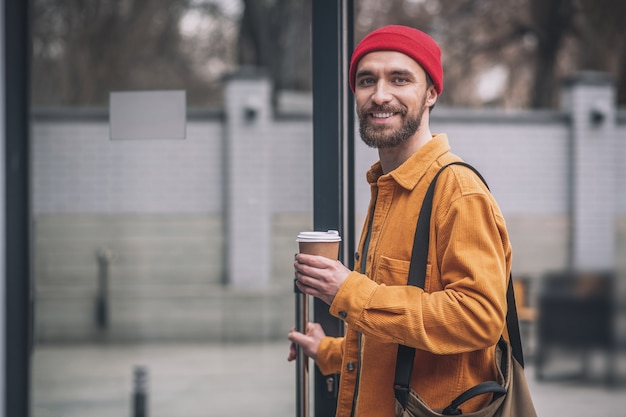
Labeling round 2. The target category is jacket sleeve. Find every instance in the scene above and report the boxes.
[329,192,509,354]
[316,336,345,375]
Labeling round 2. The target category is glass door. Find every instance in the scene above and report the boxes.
[29,1,313,416]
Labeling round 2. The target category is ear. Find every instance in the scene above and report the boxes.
[425,85,438,107]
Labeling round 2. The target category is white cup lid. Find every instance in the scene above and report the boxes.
[296,230,342,242]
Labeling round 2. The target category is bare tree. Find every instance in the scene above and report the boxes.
[31,0,240,107]
[524,0,573,107]
[352,0,626,108]
[238,0,312,96]
[31,0,626,109]
[570,0,626,100]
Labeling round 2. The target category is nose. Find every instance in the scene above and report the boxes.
[371,80,392,105]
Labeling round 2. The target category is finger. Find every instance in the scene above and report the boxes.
[288,331,306,345]
[294,272,314,288]
[294,279,322,299]
[289,328,314,345]
[287,342,297,362]
[294,275,319,293]
[294,253,312,264]
[294,261,316,277]
[305,322,318,333]
[296,253,332,269]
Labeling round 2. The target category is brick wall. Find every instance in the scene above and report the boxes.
[32,119,224,213]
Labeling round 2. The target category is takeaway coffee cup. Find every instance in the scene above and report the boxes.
[296,230,342,260]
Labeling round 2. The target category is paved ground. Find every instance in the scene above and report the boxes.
[31,341,626,417]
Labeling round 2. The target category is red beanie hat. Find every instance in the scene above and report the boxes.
[349,25,443,94]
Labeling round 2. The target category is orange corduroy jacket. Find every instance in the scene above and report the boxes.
[316,134,512,417]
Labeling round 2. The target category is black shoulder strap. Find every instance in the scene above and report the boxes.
[406,162,488,288]
[394,162,524,409]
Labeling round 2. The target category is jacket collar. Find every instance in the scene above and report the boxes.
[367,134,451,190]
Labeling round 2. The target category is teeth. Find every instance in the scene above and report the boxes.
[372,112,393,118]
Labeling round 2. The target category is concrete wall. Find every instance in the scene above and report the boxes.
[30,71,626,342]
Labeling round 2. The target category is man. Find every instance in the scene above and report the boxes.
[288,25,511,416]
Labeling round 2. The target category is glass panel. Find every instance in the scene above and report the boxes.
[30,1,312,416]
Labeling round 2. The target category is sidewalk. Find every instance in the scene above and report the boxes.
[32,341,625,417]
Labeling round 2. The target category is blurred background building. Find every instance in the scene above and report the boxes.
[30,70,626,345]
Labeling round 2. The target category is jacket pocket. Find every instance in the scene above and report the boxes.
[377,256,432,286]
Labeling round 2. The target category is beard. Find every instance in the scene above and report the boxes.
[358,99,427,149]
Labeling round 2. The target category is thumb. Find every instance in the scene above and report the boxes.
[288,330,308,345]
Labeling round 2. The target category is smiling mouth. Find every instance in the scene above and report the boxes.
[371,112,395,119]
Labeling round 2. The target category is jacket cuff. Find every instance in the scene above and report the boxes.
[316,336,344,375]
[329,271,378,326]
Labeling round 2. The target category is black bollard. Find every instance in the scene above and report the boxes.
[95,248,114,329]
[133,366,149,417]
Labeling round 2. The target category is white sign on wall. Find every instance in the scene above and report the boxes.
[109,90,186,140]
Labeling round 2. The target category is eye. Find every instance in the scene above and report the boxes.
[393,77,409,84]
[357,77,376,87]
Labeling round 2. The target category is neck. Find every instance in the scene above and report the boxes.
[379,127,433,174]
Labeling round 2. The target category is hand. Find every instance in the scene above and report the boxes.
[294,254,351,305]
[287,322,326,362]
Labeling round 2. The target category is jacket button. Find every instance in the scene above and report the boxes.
[354,251,360,261]
[347,362,355,371]
[338,311,347,318]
